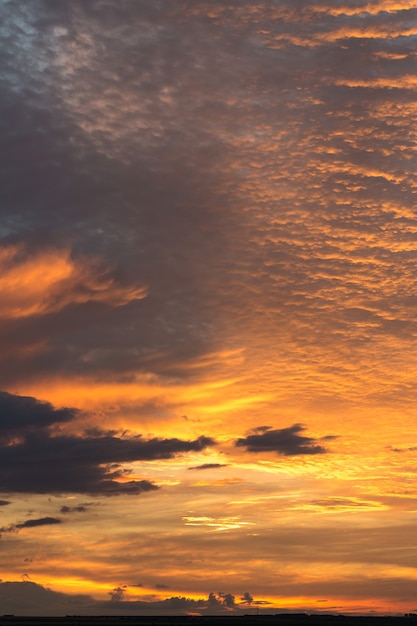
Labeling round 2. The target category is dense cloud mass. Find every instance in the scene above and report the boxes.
[0,391,76,435]
[0,391,215,495]
[188,463,228,470]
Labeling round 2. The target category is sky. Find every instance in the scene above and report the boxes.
[1,0,417,617]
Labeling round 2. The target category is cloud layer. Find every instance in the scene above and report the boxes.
[1,0,417,616]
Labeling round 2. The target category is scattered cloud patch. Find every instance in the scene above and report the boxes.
[235,424,335,456]
[391,446,417,453]
[59,505,87,514]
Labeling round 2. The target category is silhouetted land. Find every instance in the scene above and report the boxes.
[1,615,417,626]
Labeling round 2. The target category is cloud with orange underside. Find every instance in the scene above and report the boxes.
[0,244,147,319]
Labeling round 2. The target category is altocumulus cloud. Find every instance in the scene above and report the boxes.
[0,391,215,495]
[235,424,336,456]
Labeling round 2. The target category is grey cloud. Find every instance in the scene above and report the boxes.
[1,517,61,534]
[109,586,126,602]
[15,517,61,529]
[59,505,87,514]
[0,581,95,617]
[0,0,240,387]
[0,391,215,495]
[235,424,333,456]
[0,581,224,617]
[188,463,228,470]
[0,433,214,495]
[0,391,76,435]
[0,500,11,506]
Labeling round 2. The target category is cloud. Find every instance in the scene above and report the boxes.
[391,446,417,453]
[0,391,76,436]
[15,517,61,529]
[59,505,87,514]
[109,586,126,602]
[1,517,62,534]
[235,424,334,456]
[0,391,215,495]
[0,500,11,506]
[0,581,95,616]
[0,244,147,320]
[0,581,247,617]
[188,463,228,470]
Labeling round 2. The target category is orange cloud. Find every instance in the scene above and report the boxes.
[0,244,147,319]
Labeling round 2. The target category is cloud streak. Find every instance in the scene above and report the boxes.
[1,517,62,535]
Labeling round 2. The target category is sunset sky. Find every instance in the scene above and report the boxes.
[1,0,417,617]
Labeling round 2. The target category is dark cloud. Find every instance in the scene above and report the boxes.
[0,581,95,616]
[0,433,214,495]
[0,500,11,506]
[0,581,248,617]
[1,517,61,534]
[109,586,126,602]
[0,391,76,436]
[240,592,253,605]
[0,0,239,388]
[188,463,228,470]
[235,424,334,456]
[0,391,215,495]
[217,592,236,608]
[59,505,87,514]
